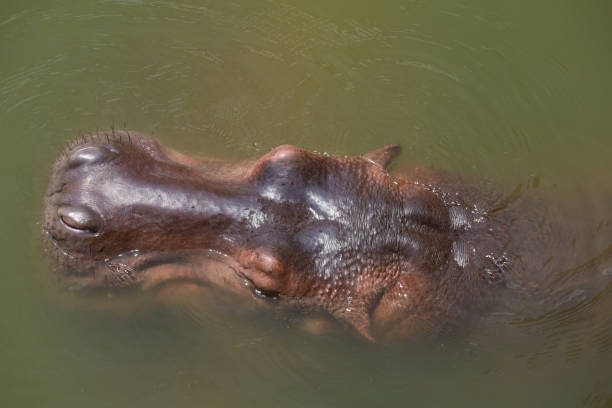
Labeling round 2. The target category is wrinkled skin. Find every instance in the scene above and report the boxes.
[44,131,518,342]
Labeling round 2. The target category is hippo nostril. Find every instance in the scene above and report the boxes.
[57,205,102,234]
[68,146,117,168]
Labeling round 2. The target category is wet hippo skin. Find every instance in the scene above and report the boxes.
[44,131,521,342]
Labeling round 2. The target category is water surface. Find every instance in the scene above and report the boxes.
[1,0,611,407]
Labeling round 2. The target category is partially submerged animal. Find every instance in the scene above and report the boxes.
[43,131,574,342]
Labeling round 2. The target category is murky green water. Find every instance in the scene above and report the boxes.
[2,0,611,406]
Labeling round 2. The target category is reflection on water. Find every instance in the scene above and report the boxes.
[1,0,611,407]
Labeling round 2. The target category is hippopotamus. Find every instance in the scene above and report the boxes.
[44,130,598,342]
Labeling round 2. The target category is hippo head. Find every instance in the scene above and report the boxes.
[43,131,454,340]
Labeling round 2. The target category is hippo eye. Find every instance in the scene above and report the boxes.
[57,205,102,235]
[252,287,280,301]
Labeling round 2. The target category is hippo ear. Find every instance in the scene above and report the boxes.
[362,144,402,170]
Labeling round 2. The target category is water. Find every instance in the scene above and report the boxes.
[1,0,611,406]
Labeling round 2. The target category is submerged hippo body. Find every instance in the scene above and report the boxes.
[44,131,551,341]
